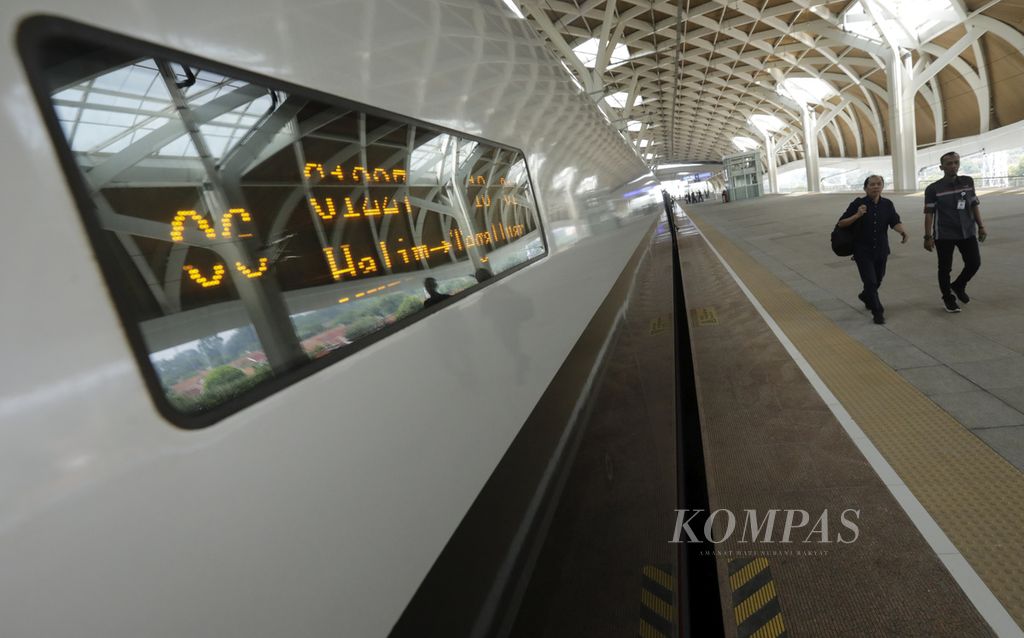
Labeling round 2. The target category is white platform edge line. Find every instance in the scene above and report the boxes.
[686,215,1023,638]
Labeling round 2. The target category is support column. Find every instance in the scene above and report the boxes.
[763,133,779,194]
[888,53,918,191]
[801,107,820,193]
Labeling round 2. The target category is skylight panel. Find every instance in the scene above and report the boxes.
[732,136,759,151]
[572,38,630,69]
[841,4,882,41]
[603,92,642,109]
[778,78,836,105]
[841,0,957,45]
[626,120,643,132]
[750,114,785,134]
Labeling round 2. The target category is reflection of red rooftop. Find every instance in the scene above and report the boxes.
[227,350,268,375]
[301,326,350,356]
[172,373,206,398]
[169,350,269,397]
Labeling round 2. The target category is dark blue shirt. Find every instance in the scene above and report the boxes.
[924,175,980,240]
[839,196,902,259]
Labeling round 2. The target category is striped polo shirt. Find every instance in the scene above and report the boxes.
[924,175,980,240]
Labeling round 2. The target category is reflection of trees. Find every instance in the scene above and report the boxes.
[198,334,225,367]
[223,325,259,359]
[1009,155,1024,177]
[167,364,272,414]
[155,349,206,387]
[204,365,246,390]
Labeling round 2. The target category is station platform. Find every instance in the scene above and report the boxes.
[499,191,1022,637]
[682,191,1024,636]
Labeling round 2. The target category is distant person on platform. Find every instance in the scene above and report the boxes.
[923,151,986,313]
[836,175,908,325]
[422,277,450,308]
[474,267,493,283]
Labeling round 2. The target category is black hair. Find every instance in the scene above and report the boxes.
[863,175,884,189]
[940,151,959,163]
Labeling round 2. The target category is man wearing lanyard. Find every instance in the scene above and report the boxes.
[923,151,987,313]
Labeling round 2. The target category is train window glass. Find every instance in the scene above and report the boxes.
[20,18,546,427]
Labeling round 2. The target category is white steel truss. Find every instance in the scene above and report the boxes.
[516,0,1024,168]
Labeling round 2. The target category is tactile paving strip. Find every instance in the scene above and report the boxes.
[689,212,1024,627]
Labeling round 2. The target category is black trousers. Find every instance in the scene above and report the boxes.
[855,254,888,313]
[935,237,981,297]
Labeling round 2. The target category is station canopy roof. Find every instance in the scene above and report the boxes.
[514,0,1024,166]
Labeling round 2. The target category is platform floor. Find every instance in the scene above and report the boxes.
[682,191,1024,635]
[686,191,1024,469]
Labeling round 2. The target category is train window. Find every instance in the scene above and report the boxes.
[19,17,546,428]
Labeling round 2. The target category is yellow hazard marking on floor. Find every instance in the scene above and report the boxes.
[729,557,769,591]
[639,564,676,638]
[728,557,786,638]
[641,589,673,621]
[638,617,666,638]
[641,565,673,590]
[649,316,668,335]
[750,613,786,638]
[696,306,719,325]
[735,581,777,625]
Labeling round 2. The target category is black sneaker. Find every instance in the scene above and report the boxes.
[943,295,961,313]
[857,292,872,310]
[872,311,885,325]
[951,283,970,304]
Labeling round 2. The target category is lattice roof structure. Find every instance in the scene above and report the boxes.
[516,0,1024,167]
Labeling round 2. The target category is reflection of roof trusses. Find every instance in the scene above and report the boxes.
[58,61,537,317]
[518,0,1024,165]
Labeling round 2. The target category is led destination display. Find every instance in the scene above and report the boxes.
[30,27,545,423]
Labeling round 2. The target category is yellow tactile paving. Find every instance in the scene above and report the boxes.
[688,211,1024,626]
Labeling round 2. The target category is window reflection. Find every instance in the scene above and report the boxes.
[29,24,546,421]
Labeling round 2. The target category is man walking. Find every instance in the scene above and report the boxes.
[923,151,987,313]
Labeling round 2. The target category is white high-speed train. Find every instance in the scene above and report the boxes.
[0,1,663,635]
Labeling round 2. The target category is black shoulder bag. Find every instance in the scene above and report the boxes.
[831,220,856,257]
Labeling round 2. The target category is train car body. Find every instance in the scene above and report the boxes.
[0,1,660,635]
